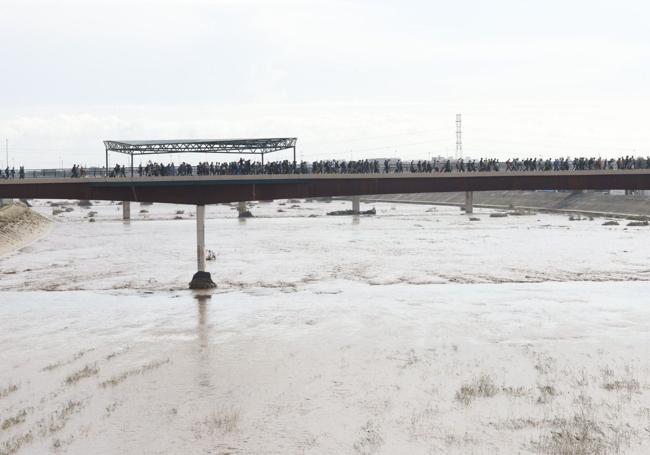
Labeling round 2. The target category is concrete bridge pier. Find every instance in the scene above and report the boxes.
[122,201,130,220]
[465,191,474,214]
[237,200,253,218]
[189,204,216,289]
[352,196,361,214]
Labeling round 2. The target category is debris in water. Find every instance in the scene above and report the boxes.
[327,208,376,216]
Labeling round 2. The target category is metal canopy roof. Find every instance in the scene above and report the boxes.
[103,137,297,155]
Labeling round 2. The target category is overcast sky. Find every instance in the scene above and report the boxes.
[1,0,649,167]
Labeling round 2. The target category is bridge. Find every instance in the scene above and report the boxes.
[3,170,650,204]
[3,170,650,288]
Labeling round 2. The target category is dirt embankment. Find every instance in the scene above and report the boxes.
[356,191,650,218]
[0,203,51,256]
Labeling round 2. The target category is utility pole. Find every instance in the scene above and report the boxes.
[455,114,462,159]
[4,139,8,169]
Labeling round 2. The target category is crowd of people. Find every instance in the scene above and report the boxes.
[70,164,89,178]
[504,156,650,172]
[3,156,650,179]
[3,166,25,179]
[105,156,650,177]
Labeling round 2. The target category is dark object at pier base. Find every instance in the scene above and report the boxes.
[189,271,216,289]
[238,210,254,218]
[327,208,376,216]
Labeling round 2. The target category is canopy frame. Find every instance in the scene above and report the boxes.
[103,138,298,176]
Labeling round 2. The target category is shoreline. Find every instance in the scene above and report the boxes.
[0,203,52,257]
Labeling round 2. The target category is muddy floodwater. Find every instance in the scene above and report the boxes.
[1,200,650,454]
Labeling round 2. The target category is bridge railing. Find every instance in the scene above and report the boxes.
[7,164,475,179]
[2,160,648,180]
[7,167,120,179]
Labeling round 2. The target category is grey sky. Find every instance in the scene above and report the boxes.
[1,0,649,167]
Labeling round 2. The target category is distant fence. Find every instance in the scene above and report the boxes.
[7,166,204,179]
[20,168,105,179]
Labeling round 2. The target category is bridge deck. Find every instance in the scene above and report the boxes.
[2,170,650,204]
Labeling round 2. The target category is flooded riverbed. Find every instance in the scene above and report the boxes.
[1,200,650,454]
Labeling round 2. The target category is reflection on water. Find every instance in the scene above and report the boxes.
[196,293,211,349]
[196,293,211,389]
[1,283,650,454]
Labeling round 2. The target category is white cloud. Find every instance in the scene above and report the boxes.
[0,0,649,167]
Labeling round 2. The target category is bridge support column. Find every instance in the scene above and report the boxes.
[465,191,474,214]
[197,205,206,272]
[237,200,252,218]
[352,196,360,214]
[189,204,216,289]
[122,201,130,220]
